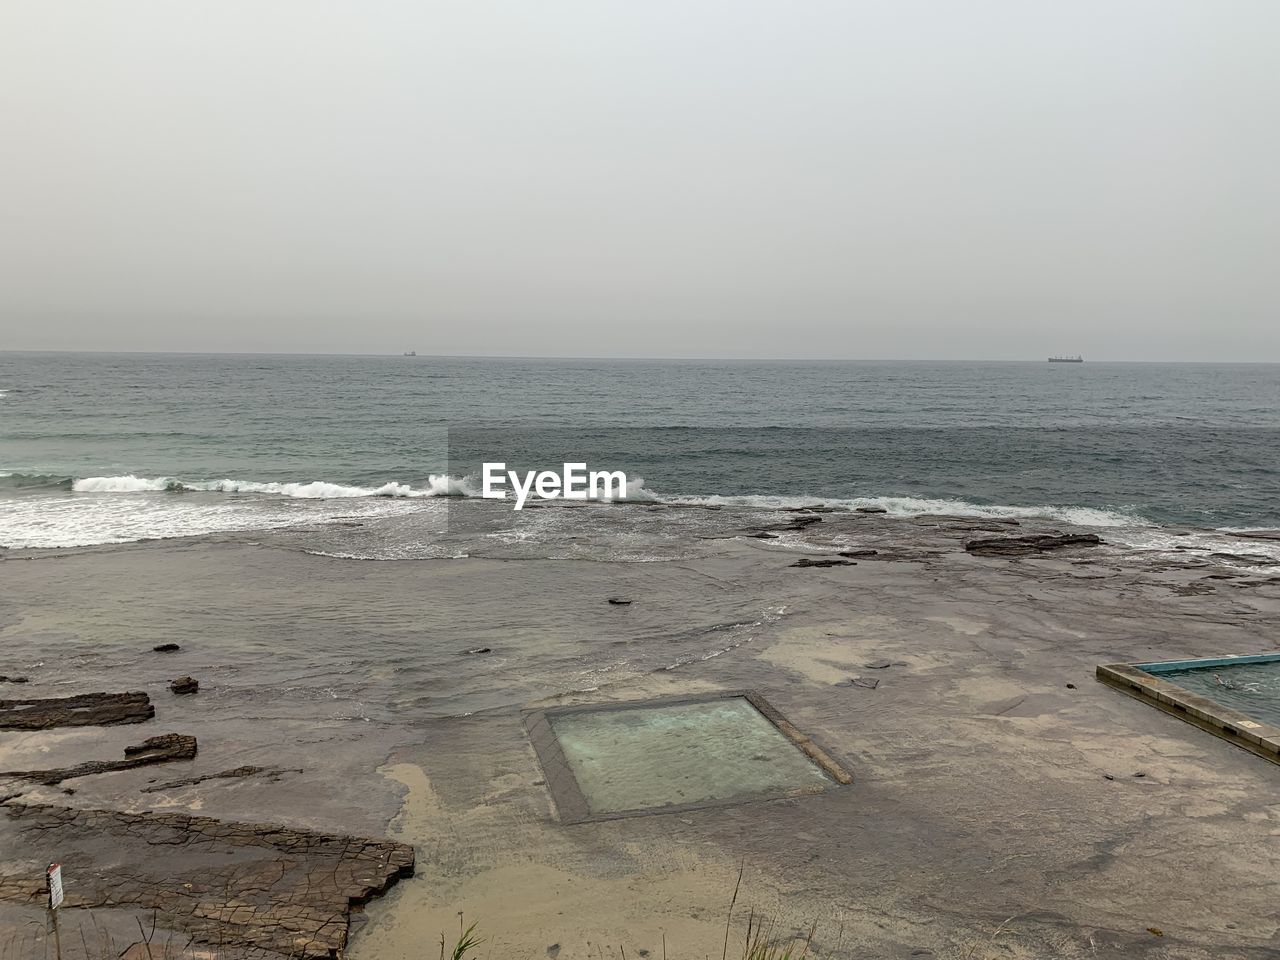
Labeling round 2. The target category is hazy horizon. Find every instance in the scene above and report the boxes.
[6,348,1280,364]
[3,2,1278,362]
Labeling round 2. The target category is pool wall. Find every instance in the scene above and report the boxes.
[1097,654,1280,766]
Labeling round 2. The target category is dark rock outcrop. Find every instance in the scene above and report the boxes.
[964,533,1102,557]
[606,597,634,605]
[141,765,300,794]
[0,676,28,684]
[754,515,824,534]
[855,506,888,514]
[1209,552,1275,567]
[791,557,856,568]
[0,733,196,785]
[0,801,414,958]
[153,643,181,653]
[919,514,1021,528]
[0,691,154,730]
[169,676,199,695]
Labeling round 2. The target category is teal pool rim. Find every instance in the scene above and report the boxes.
[1097,654,1280,766]
[524,689,853,825]
[1134,653,1280,672]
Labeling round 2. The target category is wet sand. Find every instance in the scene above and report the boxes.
[2,511,1280,958]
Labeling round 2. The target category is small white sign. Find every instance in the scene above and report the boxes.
[47,863,63,910]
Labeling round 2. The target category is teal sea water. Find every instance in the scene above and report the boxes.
[1,352,1278,552]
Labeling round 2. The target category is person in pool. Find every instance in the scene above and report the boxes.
[1212,673,1262,693]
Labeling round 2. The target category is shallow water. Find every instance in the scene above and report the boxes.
[550,697,830,815]
[0,536,790,720]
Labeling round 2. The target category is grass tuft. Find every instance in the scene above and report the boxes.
[441,914,485,960]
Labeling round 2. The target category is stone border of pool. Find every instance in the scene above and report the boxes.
[1097,654,1280,766]
[525,690,853,825]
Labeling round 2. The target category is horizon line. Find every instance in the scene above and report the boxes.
[2,348,1279,364]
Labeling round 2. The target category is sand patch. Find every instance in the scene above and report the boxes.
[350,764,753,959]
[757,620,902,685]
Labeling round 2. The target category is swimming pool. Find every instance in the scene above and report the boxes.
[1098,654,1280,765]
[525,691,851,823]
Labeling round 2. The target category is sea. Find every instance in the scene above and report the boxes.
[2,352,1279,560]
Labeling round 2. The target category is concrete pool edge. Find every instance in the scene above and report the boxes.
[1097,657,1280,766]
[524,689,854,825]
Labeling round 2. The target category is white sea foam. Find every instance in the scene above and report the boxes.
[0,492,436,549]
[70,474,481,499]
[68,472,648,503]
[1108,526,1280,564]
[72,474,174,492]
[659,492,1141,527]
[621,476,656,501]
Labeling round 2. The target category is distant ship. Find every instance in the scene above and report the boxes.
[403,350,416,356]
[1048,355,1083,363]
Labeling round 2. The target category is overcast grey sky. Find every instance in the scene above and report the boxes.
[1,2,1277,360]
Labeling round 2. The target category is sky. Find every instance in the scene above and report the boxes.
[1,2,1277,360]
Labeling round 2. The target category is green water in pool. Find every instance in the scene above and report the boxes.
[549,698,830,815]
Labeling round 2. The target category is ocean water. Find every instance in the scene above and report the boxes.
[1,352,1279,553]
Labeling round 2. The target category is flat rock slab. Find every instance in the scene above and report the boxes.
[120,946,228,960]
[1,733,197,785]
[964,533,1102,557]
[1209,552,1276,567]
[141,765,300,794]
[752,515,824,534]
[0,801,415,959]
[0,691,154,730]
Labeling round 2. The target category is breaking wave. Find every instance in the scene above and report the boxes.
[17,471,1145,527]
[72,474,175,493]
[8,469,1261,555]
[64,472,652,502]
[69,474,481,498]
[661,492,1142,528]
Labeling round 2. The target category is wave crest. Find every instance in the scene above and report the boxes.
[663,493,1140,527]
[72,475,173,493]
[60,474,1139,525]
[0,471,73,490]
[70,474,481,499]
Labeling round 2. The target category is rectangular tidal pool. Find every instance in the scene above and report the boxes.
[1098,653,1280,767]
[542,695,835,818]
